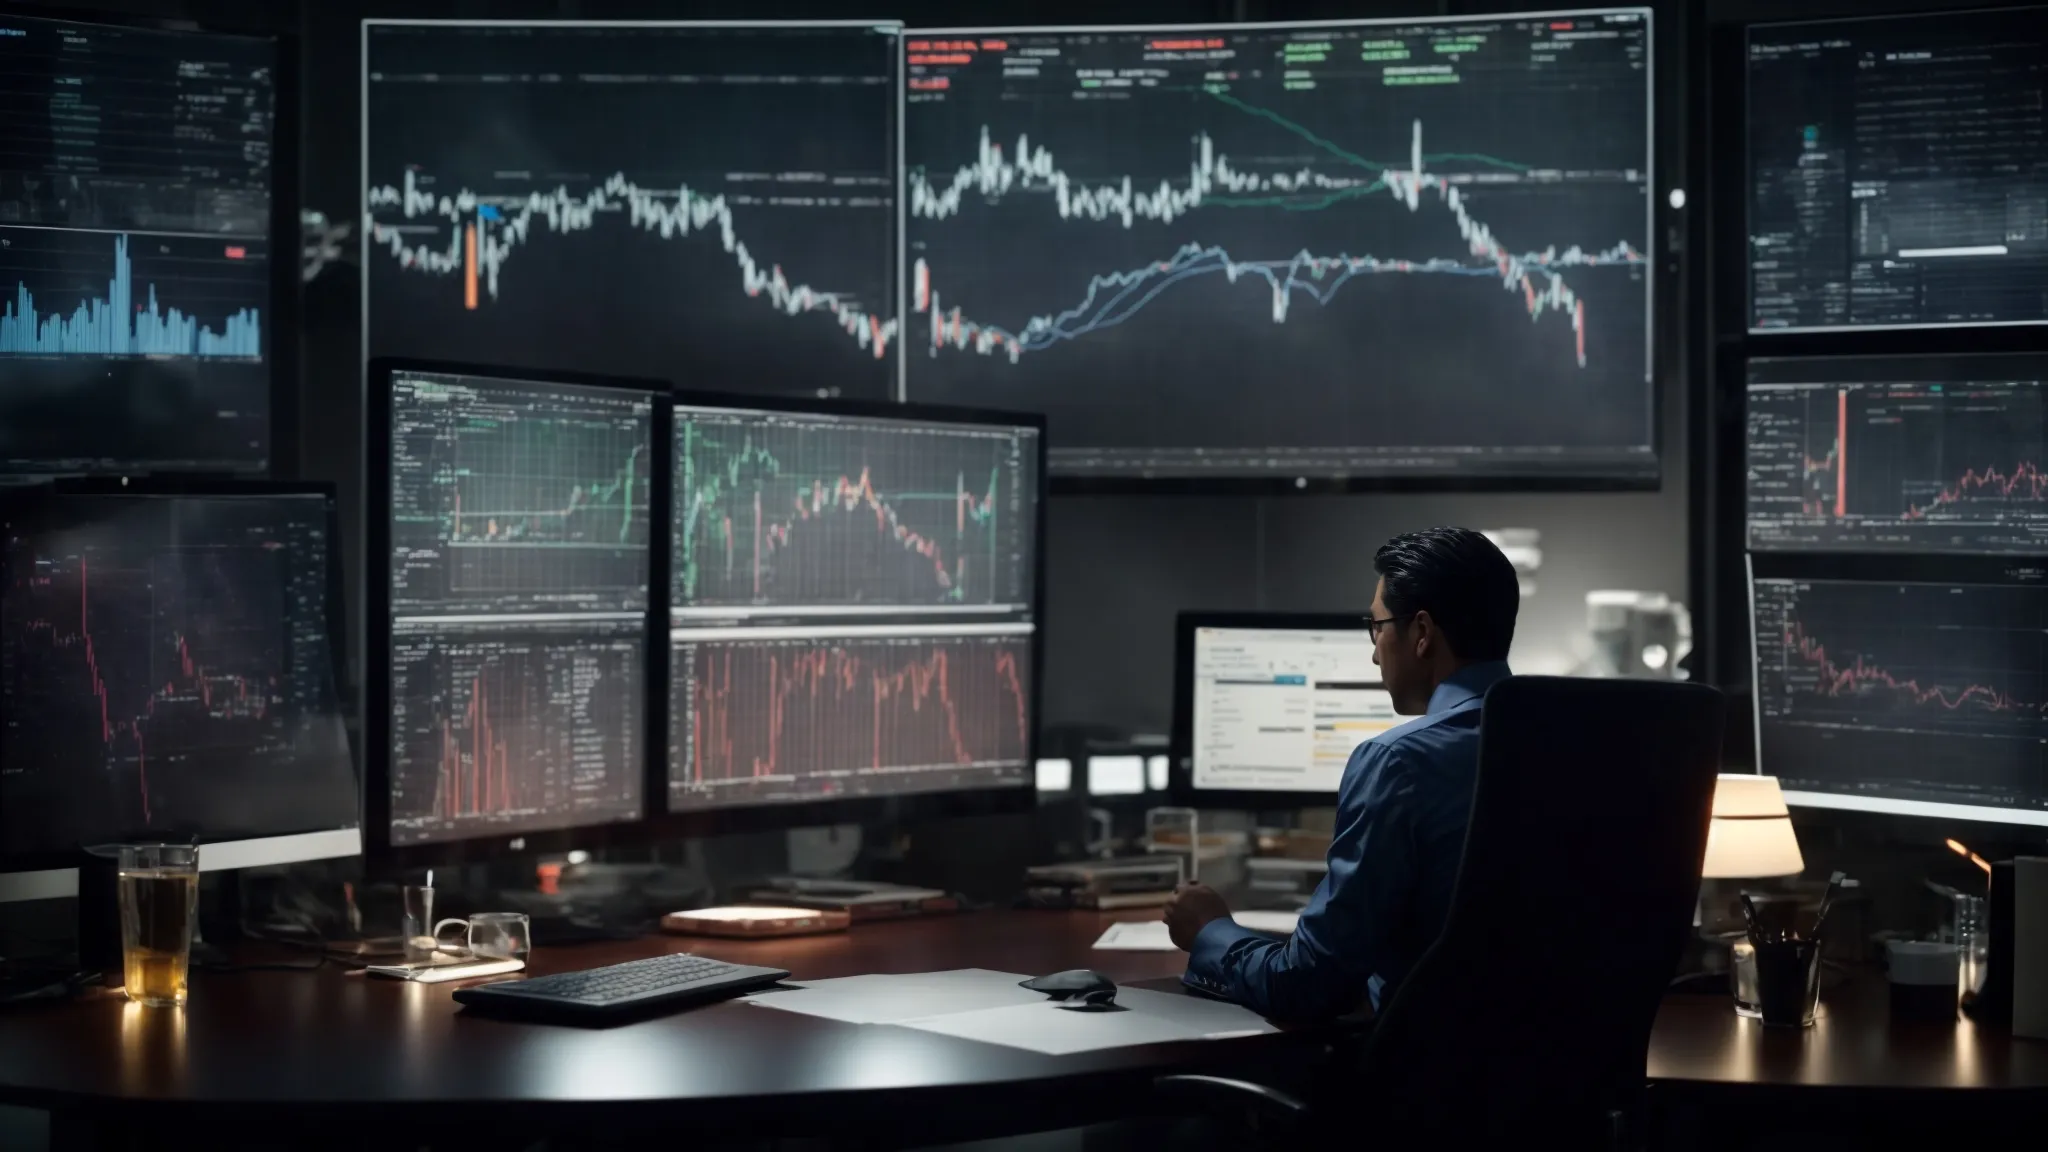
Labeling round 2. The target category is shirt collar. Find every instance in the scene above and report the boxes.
[1427,660,1513,714]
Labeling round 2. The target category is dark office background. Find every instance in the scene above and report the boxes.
[7,0,2031,871]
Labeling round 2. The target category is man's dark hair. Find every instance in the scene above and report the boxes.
[1373,527,1520,662]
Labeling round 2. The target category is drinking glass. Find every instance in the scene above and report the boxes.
[435,912,531,962]
[400,885,438,962]
[117,844,199,1008]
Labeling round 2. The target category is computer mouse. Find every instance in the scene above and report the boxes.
[1020,969,1116,1002]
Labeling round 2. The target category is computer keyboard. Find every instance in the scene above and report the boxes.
[451,952,790,1024]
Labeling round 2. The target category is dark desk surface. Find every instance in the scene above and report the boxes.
[9,910,2048,1136]
[0,910,1317,1138]
[1649,978,2048,1093]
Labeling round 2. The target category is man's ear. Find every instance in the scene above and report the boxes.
[1411,610,1435,659]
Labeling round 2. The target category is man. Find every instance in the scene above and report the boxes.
[1165,526,1519,1020]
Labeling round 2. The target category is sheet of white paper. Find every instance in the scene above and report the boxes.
[892,986,1276,1055]
[1092,921,1176,950]
[1232,910,1301,934]
[746,969,1045,1024]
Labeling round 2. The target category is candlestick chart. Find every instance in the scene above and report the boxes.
[389,369,652,615]
[1747,358,2048,554]
[0,495,353,858]
[1752,576,2048,811]
[364,22,898,399]
[669,630,1033,810]
[387,621,643,846]
[902,17,1654,477]
[673,407,1038,611]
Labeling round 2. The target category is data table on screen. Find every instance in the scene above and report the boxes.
[902,14,1654,480]
[363,22,899,399]
[1747,7,2048,332]
[0,13,276,474]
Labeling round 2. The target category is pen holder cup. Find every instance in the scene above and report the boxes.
[1753,937,1823,1028]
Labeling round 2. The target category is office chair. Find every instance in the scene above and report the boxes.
[1158,676,1725,1149]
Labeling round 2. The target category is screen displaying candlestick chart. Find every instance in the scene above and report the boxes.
[387,619,642,846]
[1748,355,2048,554]
[902,13,1654,478]
[0,13,276,474]
[673,404,1039,613]
[0,494,355,861]
[1751,571,2048,821]
[389,368,653,615]
[363,22,898,399]
[669,627,1033,810]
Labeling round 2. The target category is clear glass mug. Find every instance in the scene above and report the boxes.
[117,844,200,1008]
[434,912,531,961]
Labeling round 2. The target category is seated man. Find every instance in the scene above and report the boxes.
[1165,526,1519,1020]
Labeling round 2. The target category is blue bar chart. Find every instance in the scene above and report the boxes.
[0,231,265,360]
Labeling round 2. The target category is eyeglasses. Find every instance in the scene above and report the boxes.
[1365,613,1415,639]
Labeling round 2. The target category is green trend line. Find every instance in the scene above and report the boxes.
[679,428,1000,604]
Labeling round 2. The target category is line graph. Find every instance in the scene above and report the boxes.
[1752,574,2048,810]
[0,496,353,857]
[669,631,1032,810]
[367,171,895,361]
[388,622,644,847]
[1746,368,2048,554]
[673,408,1037,611]
[1754,578,2048,741]
[390,370,652,615]
[0,230,264,359]
[902,19,1653,478]
[364,22,898,399]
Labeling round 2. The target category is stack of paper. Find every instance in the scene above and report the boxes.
[747,968,1276,1055]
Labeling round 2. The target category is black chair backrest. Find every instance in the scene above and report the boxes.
[1352,676,1725,1140]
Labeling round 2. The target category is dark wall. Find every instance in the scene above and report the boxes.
[17,0,1698,742]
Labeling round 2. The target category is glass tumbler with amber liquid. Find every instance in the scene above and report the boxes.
[117,844,199,1007]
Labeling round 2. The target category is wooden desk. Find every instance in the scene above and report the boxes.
[0,911,1333,1149]
[1646,976,2048,1149]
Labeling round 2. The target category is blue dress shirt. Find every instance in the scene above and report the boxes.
[1184,660,1512,1020]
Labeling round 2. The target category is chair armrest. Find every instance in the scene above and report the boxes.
[1153,1074,1311,1118]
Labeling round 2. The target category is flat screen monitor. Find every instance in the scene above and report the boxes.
[1747,353,2048,556]
[1170,613,1394,808]
[1749,554,2048,827]
[1746,7,2048,332]
[362,21,900,400]
[0,485,359,899]
[0,12,280,475]
[367,360,660,866]
[667,393,1042,830]
[902,12,1656,483]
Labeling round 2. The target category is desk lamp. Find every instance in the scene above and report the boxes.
[1702,774,1805,883]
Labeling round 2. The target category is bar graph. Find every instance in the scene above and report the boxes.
[0,230,265,360]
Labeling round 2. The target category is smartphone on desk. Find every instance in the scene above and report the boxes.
[366,957,525,983]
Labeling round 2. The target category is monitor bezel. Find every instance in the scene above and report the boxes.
[0,6,297,480]
[1168,610,1383,810]
[1746,551,2048,829]
[363,357,671,875]
[655,387,1045,840]
[0,478,361,882]
[902,10,1663,495]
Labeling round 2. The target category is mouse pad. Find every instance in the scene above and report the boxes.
[744,969,1043,1024]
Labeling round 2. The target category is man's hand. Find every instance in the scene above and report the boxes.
[1163,881,1231,951]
